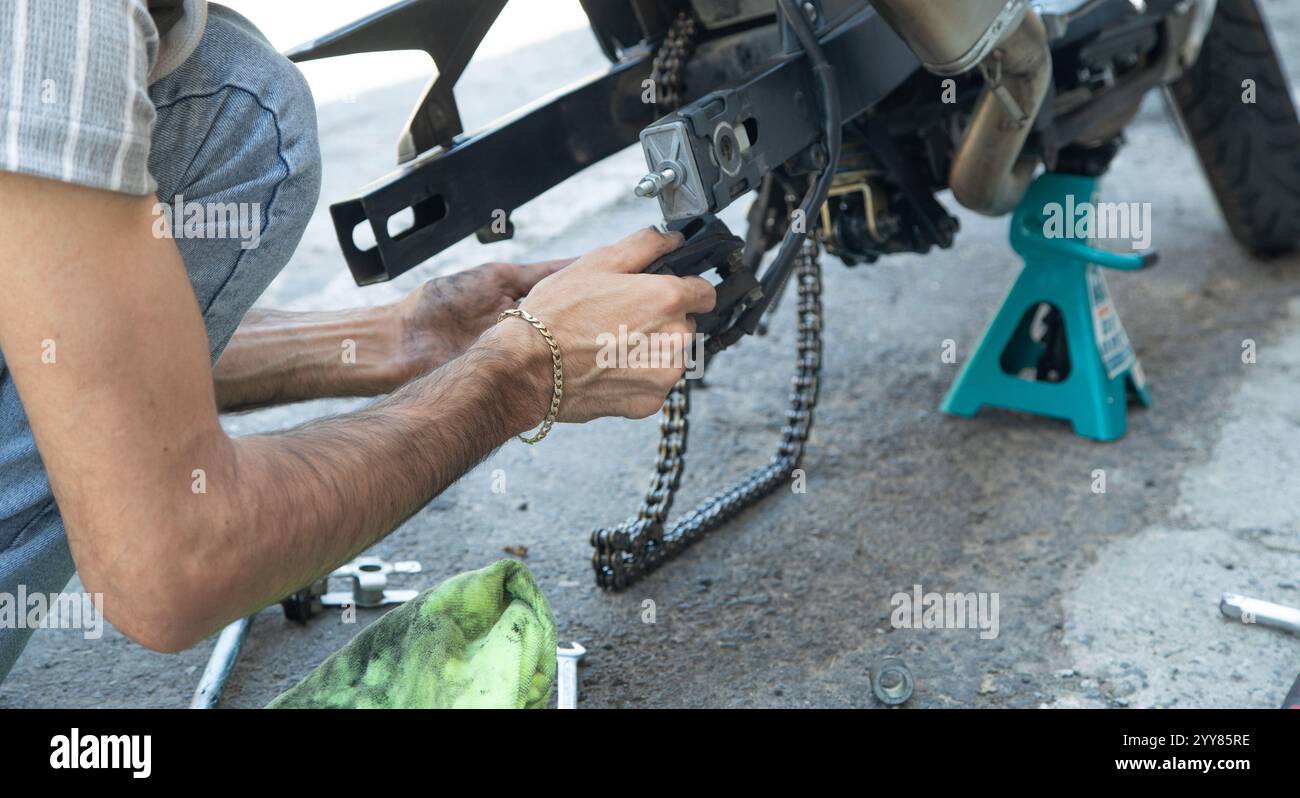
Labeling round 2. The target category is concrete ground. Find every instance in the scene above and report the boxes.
[3,1,1299,709]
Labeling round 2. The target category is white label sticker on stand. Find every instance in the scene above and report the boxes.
[1087,264,1136,380]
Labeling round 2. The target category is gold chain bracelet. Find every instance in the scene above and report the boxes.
[497,307,563,444]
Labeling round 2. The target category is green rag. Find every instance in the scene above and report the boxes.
[268,559,557,709]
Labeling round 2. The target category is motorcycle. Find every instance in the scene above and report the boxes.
[288,0,1300,587]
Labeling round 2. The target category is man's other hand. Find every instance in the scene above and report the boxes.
[393,258,571,380]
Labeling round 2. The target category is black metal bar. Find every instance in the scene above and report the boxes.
[332,55,656,285]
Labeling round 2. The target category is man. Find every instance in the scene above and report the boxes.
[0,0,713,681]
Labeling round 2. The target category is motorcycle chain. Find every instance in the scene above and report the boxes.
[591,241,824,589]
[650,11,699,110]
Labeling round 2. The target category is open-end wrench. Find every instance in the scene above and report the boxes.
[556,642,586,709]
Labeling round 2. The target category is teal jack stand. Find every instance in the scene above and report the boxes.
[941,172,1154,442]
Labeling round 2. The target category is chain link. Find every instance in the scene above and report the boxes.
[591,19,825,588]
[649,11,699,110]
[591,241,824,589]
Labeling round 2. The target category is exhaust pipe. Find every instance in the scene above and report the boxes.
[869,0,1052,216]
[950,11,1051,215]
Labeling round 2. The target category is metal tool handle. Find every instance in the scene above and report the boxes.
[190,616,253,709]
[556,642,586,709]
[1220,592,1300,635]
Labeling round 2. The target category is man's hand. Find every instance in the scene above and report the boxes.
[514,228,716,422]
[393,258,571,381]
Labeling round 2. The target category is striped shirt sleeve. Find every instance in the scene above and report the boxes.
[0,0,160,196]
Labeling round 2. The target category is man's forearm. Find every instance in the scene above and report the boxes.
[140,321,549,649]
[214,307,409,412]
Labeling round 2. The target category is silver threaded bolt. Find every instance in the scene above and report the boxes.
[634,166,680,198]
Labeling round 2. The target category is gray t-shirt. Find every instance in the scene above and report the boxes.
[0,0,207,195]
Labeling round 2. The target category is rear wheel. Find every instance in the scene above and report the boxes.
[1171,0,1300,255]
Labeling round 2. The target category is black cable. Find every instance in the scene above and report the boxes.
[720,0,841,349]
